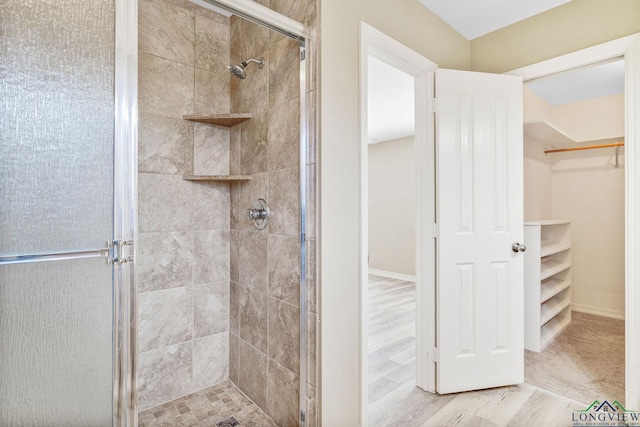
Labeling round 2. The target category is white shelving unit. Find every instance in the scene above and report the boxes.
[524,220,572,352]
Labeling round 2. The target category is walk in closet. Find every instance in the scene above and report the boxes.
[522,60,626,404]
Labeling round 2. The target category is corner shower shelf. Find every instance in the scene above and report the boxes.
[182,175,252,182]
[182,113,252,127]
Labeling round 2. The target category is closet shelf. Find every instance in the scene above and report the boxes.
[183,113,252,127]
[541,311,571,349]
[183,175,252,182]
[540,278,572,303]
[540,259,571,281]
[524,120,624,150]
[540,294,571,326]
[541,240,571,257]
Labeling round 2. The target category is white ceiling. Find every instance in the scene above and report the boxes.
[367,56,414,144]
[526,59,625,106]
[418,0,572,40]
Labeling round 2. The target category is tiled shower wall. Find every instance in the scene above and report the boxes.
[228,1,319,425]
[136,0,233,410]
[135,0,319,422]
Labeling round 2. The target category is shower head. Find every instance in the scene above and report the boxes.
[227,57,265,79]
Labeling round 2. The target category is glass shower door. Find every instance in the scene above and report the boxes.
[0,1,134,425]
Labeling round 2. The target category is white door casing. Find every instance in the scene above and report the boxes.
[436,69,524,394]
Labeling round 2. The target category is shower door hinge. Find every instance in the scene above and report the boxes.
[301,232,306,243]
[103,240,134,265]
[433,347,439,363]
[433,223,439,239]
[300,49,306,61]
[300,410,306,422]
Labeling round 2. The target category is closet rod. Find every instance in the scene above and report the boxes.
[544,141,624,154]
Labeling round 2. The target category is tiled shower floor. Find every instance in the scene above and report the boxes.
[138,380,278,427]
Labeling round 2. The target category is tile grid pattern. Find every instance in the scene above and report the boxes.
[137,0,233,411]
[138,380,278,427]
[227,0,319,422]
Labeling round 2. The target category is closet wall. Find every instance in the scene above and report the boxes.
[523,87,625,319]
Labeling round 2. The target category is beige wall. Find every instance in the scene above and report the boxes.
[470,0,640,73]
[320,0,469,424]
[524,90,625,318]
[368,137,416,277]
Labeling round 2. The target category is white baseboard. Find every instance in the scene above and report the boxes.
[367,268,416,282]
[571,303,625,320]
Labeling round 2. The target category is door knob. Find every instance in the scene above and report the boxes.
[512,242,527,253]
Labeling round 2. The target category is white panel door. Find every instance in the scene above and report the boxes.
[436,69,524,394]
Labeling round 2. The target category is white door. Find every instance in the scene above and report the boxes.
[435,69,524,394]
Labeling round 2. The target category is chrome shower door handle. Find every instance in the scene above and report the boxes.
[512,242,527,253]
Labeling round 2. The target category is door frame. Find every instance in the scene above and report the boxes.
[358,22,438,425]
[506,32,640,409]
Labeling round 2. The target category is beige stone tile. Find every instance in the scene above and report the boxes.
[193,123,230,175]
[229,126,241,175]
[137,231,194,292]
[240,231,268,293]
[238,19,269,63]
[267,234,300,305]
[138,342,193,411]
[266,360,299,427]
[194,230,230,284]
[268,167,300,236]
[195,3,231,25]
[269,37,300,109]
[192,332,229,391]
[192,181,230,231]
[195,14,229,72]
[241,116,268,175]
[230,230,240,283]
[138,287,193,352]
[138,173,193,232]
[268,96,300,171]
[195,67,230,115]
[139,112,193,175]
[239,287,268,352]
[230,182,243,230]
[230,281,241,336]
[270,0,306,22]
[194,281,230,338]
[268,297,300,375]
[239,339,268,410]
[229,332,240,386]
[139,0,195,66]
[139,52,194,118]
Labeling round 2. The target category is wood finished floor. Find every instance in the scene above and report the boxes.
[367,274,588,427]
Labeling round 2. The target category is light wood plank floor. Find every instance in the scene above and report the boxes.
[367,274,585,427]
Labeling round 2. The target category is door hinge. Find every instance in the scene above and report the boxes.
[300,49,306,61]
[432,98,437,113]
[300,410,306,422]
[103,240,134,265]
[433,223,439,239]
[433,347,439,363]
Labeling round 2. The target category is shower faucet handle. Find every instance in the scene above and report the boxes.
[247,199,270,230]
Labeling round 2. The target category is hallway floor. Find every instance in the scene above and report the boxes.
[138,380,277,427]
[367,274,586,427]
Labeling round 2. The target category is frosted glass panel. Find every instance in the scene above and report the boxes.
[0,258,113,426]
[0,0,115,256]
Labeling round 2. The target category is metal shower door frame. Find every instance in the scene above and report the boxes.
[187,1,312,425]
[0,1,139,425]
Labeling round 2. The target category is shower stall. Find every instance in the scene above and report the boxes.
[1,0,317,425]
